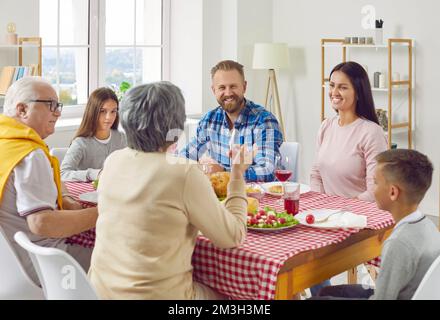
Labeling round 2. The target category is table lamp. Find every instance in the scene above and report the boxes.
[252,43,290,139]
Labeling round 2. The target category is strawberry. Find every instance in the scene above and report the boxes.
[278,217,286,224]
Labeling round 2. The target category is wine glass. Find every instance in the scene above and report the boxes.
[274,154,292,202]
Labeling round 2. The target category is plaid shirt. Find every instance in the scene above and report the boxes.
[180,100,283,182]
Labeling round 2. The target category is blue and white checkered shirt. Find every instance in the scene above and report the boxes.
[180,100,283,182]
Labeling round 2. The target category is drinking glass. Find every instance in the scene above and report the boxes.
[284,183,300,215]
[274,154,292,203]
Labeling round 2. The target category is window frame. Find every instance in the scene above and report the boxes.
[59,0,170,119]
[40,0,91,118]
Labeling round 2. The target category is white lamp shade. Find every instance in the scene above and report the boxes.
[252,43,290,69]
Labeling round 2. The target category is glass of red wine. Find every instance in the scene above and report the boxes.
[274,154,292,204]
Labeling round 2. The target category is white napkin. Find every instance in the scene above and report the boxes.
[297,209,368,229]
[336,211,367,228]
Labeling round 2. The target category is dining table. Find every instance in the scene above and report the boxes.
[65,181,394,300]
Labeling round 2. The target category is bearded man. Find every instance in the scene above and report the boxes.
[180,60,283,182]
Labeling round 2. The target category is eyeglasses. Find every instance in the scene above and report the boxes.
[29,99,63,113]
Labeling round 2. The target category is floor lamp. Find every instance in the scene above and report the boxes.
[252,43,290,140]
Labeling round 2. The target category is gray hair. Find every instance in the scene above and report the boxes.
[3,76,53,116]
[119,81,186,152]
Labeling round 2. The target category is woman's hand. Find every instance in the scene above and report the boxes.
[199,155,225,175]
[230,144,257,179]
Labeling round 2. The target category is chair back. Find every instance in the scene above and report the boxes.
[50,147,68,164]
[279,142,300,182]
[0,227,44,299]
[412,255,440,300]
[14,231,98,300]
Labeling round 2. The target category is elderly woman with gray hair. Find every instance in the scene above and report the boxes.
[88,81,251,300]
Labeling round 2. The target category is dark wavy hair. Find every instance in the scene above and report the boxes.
[330,61,379,125]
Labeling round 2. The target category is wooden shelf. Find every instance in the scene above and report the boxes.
[322,42,414,49]
[323,44,388,48]
[0,44,40,48]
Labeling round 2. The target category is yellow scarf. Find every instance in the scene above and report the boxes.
[0,114,63,209]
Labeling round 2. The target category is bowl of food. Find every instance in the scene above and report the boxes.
[209,172,230,200]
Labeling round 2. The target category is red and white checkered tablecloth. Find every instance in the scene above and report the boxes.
[64,182,97,248]
[65,182,393,300]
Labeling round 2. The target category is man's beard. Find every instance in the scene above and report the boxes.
[219,95,244,114]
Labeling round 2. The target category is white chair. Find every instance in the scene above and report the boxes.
[14,231,98,300]
[0,227,44,299]
[49,147,68,164]
[279,142,299,182]
[412,255,440,300]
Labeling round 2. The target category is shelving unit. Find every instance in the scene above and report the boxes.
[321,38,414,149]
[18,37,42,76]
[0,37,42,104]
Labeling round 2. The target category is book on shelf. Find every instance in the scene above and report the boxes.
[0,65,39,95]
[0,66,15,95]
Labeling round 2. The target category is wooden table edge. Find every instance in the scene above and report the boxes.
[275,226,393,300]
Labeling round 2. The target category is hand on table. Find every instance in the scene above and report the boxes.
[62,196,84,210]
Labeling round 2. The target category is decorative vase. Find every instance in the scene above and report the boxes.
[374,72,381,88]
[375,28,383,45]
[379,73,386,89]
[5,33,17,45]
[376,109,388,131]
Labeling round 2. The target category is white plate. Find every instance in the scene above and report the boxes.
[260,182,311,197]
[247,224,298,232]
[78,191,98,204]
[296,209,346,229]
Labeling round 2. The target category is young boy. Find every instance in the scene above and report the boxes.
[315,149,440,299]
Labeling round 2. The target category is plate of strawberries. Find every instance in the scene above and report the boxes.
[247,206,299,231]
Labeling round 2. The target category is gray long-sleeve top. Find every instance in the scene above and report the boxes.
[370,216,440,300]
[60,130,127,182]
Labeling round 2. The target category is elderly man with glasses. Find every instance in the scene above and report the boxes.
[0,77,97,285]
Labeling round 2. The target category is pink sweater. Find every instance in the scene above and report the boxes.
[310,116,388,202]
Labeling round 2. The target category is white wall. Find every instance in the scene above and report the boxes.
[0,0,39,41]
[271,0,440,215]
[236,0,273,106]
[170,0,272,115]
[169,0,203,115]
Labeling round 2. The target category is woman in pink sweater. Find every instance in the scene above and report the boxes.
[310,61,388,202]
[309,61,388,296]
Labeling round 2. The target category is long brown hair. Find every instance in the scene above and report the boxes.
[74,87,119,139]
[330,61,379,125]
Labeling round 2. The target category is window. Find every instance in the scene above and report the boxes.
[102,0,164,88]
[39,0,89,106]
[39,0,169,111]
